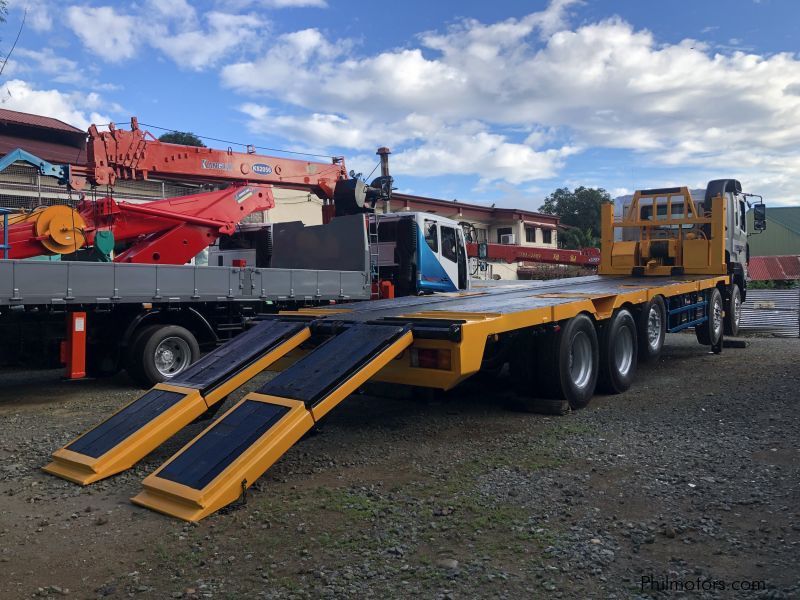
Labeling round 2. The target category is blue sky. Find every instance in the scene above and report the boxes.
[2,0,799,207]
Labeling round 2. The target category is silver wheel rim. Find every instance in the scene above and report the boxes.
[614,324,634,377]
[733,293,741,327]
[647,304,662,351]
[712,296,723,338]
[154,336,191,377]
[568,330,593,390]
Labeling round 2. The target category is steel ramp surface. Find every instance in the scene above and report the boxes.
[132,323,413,521]
[43,321,311,485]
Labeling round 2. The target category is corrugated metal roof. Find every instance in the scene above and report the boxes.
[740,289,799,337]
[0,108,83,133]
[0,134,87,165]
[749,255,800,281]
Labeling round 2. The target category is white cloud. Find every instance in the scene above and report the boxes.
[66,6,138,62]
[7,0,54,31]
[220,0,800,202]
[218,0,327,8]
[64,3,265,71]
[150,12,265,71]
[0,79,112,129]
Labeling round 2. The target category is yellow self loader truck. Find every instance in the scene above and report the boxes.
[44,179,767,521]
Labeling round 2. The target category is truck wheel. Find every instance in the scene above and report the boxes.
[695,288,723,346]
[637,296,665,363]
[597,309,638,394]
[537,314,598,409]
[723,284,741,337]
[127,325,199,387]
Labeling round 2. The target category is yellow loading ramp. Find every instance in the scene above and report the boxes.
[132,323,413,521]
[43,320,311,484]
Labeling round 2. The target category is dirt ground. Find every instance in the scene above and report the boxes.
[0,334,798,599]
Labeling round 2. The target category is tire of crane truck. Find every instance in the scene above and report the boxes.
[536,314,599,409]
[695,287,724,347]
[597,308,638,394]
[126,324,200,388]
[636,296,666,363]
[723,284,742,337]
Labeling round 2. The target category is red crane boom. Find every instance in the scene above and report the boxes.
[66,117,348,200]
[7,117,361,264]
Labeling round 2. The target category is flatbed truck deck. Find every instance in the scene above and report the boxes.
[43,180,766,521]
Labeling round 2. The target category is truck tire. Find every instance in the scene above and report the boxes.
[537,314,598,409]
[126,324,200,387]
[637,296,665,363]
[695,288,723,346]
[723,284,742,337]
[597,309,638,394]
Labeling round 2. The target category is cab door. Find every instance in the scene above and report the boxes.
[417,218,457,293]
[439,224,463,290]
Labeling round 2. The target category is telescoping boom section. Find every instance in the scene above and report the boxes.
[43,180,750,521]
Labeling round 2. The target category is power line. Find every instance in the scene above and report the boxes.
[113,121,342,161]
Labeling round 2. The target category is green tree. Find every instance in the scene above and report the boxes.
[158,131,205,147]
[539,186,611,249]
[559,226,596,250]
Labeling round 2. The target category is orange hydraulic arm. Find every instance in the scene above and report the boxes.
[67,117,349,200]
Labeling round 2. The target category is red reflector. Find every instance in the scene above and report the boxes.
[232,259,247,267]
[410,348,451,370]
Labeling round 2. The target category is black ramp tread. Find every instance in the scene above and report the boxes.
[258,324,407,406]
[170,321,306,395]
[67,389,185,459]
[157,400,290,490]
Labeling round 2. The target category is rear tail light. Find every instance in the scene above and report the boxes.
[409,348,451,370]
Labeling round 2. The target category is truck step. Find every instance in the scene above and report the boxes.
[132,323,413,521]
[43,320,311,485]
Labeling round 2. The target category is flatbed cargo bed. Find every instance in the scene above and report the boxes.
[0,259,370,307]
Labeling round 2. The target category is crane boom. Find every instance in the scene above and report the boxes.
[68,117,349,201]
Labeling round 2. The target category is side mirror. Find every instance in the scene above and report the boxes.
[477,242,488,259]
[753,203,767,231]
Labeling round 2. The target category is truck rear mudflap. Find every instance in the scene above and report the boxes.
[132,323,413,521]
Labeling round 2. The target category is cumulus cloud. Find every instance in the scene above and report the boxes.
[7,0,55,31]
[64,3,266,71]
[149,12,265,71]
[65,6,139,62]
[220,0,800,200]
[0,79,112,129]
[219,0,327,7]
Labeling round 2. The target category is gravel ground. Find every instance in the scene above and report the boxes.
[0,334,797,599]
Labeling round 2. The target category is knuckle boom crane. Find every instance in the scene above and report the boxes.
[3,117,376,264]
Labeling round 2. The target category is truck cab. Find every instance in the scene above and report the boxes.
[373,211,469,295]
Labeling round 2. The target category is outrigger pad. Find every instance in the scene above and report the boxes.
[43,321,312,485]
